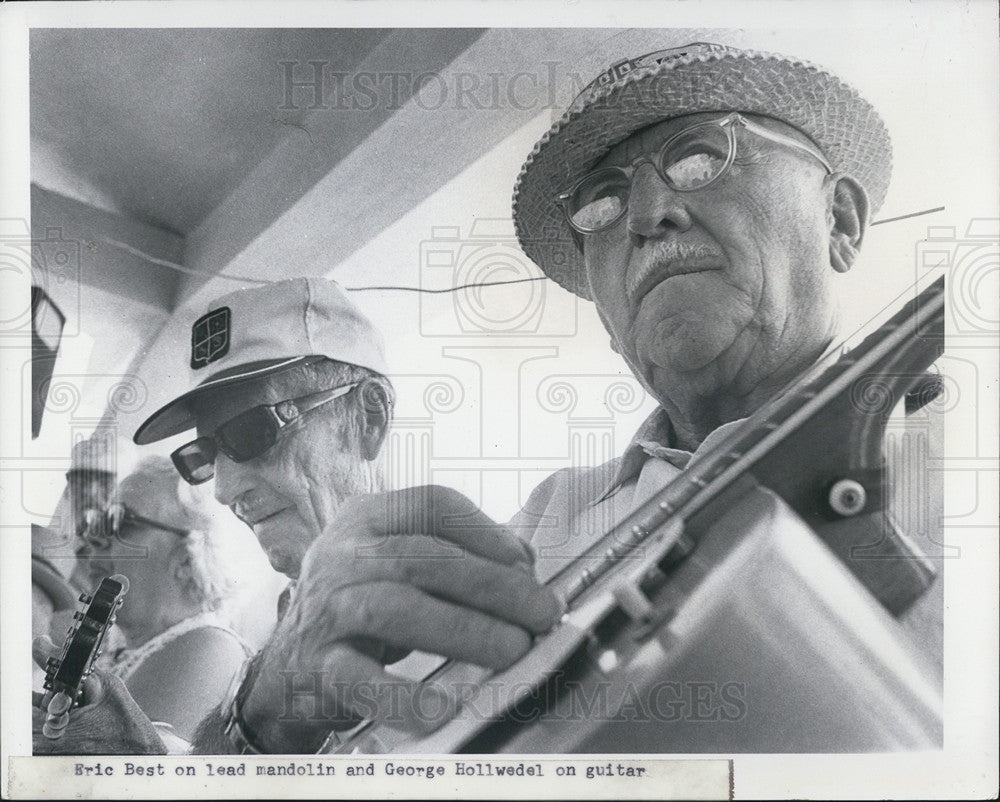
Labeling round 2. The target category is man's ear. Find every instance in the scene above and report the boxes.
[356,379,391,461]
[828,174,869,274]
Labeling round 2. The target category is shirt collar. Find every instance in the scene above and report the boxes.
[595,339,848,504]
[594,406,687,504]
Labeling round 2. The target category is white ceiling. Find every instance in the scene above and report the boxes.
[30,28,397,234]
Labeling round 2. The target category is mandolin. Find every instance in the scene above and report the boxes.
[39,574,129,739]
[335,277,946,754]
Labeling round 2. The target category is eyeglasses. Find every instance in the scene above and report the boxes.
[556,112,833,234]
[80,501,188,550]
[171,383,358,485]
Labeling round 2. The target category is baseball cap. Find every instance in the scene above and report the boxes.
[134,277,388,444]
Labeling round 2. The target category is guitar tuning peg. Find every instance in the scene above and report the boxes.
[73,611,84,620]
[78,593,92,604]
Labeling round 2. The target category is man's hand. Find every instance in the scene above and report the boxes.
[241,486,563,753]
[32,636,167,755]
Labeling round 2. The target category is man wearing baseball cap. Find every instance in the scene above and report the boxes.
[132,276,395,583]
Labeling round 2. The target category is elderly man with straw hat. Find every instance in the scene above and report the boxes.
[36,42,941,755]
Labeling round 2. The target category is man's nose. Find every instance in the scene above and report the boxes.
[213,451,255,508]
[626,163,692,243]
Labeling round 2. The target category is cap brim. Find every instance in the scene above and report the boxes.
[133,356,315,445]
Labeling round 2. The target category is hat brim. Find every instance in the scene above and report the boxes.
[512,47,892,300]
[133,355,316,445]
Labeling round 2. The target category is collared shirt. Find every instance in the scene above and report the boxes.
[509,405,747,584]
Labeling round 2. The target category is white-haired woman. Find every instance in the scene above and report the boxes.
[76,456,250,748]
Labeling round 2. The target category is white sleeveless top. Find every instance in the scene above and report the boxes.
[109,610,250,682]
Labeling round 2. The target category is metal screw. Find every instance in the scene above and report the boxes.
[829,479,867,516]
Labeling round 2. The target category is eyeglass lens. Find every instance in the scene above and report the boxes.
[171,406,280,484]
[216,406,277,461]
[568,122,732,232]
[172,441,217,485]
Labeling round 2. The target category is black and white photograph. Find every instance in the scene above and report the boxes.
[0,1,997,799]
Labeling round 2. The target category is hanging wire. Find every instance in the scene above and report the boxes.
[97,205,944,293]
[100,237,272,285]
[870,206,945,227]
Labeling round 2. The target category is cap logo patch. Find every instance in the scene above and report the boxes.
[190,307,231,369]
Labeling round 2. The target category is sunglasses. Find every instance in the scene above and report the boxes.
[556,112,833,234]
[171,383,358,485]
[80,501,188,551]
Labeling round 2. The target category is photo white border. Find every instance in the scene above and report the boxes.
[1,1,997,799]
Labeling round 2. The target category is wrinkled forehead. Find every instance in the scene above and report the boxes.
[596,111,817,168]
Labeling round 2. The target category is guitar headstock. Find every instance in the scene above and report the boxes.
[42,574,129,707]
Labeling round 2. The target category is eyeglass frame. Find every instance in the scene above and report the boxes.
[555,112,833,235]
[171,382,359,485]
[80,501,189,551]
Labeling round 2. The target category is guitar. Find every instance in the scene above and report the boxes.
[39,574,129,739]
[335,277,946,753]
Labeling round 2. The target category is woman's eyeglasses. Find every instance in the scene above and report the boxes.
[80,501,189,550]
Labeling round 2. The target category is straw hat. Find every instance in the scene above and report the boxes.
[512,42,893,300]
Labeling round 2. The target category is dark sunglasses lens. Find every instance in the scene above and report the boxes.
[172,439,217,485]
[660,123,731,190]
[215,406,277,462]
[569,168,630,232]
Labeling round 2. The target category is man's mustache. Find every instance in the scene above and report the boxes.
[626,241,722,304]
